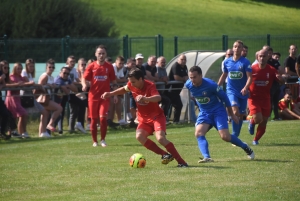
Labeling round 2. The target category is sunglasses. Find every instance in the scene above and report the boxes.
[63,72,70,75]
[227,54,233,56]
[3,67,9,69]
[48,66,55,69]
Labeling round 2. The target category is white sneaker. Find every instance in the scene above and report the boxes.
[118,119,128,125]
[93,142,98,147]
[100,140,107,147]
[86,124,90,131]
[40,132,51,138]
[22,132,30,138]
[75,123,87,134]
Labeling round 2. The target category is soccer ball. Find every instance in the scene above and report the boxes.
[129,153,146,168]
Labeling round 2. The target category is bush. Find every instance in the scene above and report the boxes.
[0,0,120,62]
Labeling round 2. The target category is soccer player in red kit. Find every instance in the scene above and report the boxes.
[248,49,284,145]
[82,45,118,147]
[101,68,188,167]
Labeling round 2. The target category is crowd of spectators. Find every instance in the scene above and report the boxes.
[0,43,300,140]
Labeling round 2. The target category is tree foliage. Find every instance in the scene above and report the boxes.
[0,0,119,38]
[0,0,120,62]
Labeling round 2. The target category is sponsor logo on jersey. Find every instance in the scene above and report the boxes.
[196,97,210,104]
[254,80,268,86]
[229,71,243,79]
[94,75,107,81]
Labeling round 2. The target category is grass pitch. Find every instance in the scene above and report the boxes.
[1,120,300,200]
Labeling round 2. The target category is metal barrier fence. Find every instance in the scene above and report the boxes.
[1,34,300,64]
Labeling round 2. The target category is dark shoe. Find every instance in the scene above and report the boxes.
[243,146,255,160]
[58,130,63,135]
[11,131,22,138]
[161,153,174,164]
[129,121,137,128]
[0,133,11,140]
[177,163,189,168]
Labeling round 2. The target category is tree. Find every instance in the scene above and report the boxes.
[0,0,120,62]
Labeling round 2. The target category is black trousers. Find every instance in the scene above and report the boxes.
[270,85,281,119]
[166,91,183,122]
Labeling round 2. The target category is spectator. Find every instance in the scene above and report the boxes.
[272,52,281,61]
[22,58,51,137]
[54,67,78,133]
[283,44,298,83]
[296,53,300,78]
[5,63,34,138]
[278,93,300,120]
[125,57,138,128]
[74,58,87,133]
[38,59,63,134]
[0,61,19,138]
[105,57,113,64]
[144,55,158,82]
[135,53,147,76]
[65,55,82,133]
[156,56,171,122]
[167,54,188,123]
[110,56,127,125]
[218,40,252,138]
[241,45,248,57]
[82,45,118,147]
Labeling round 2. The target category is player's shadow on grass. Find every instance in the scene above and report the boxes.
[252,159,293,163]
[0,134,88,144]
[172,165,231,169]
[263,143,300,147]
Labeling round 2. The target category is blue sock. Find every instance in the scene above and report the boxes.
[238,120,243,134]
[230,134,247,149]
[232,121,239,137]
[196,136,210,158]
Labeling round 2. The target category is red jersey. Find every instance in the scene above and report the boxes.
[83,61,116,101]
[278,99,295,111]
[249,63,279,100]
[125,80,164,122]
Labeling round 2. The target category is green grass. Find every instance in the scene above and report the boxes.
[1,120,300,200]
[84,0,300,37]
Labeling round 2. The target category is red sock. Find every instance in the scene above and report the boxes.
[100,117,107,141]
[253,124,266,141]
[165,142,186,164]
[91,118,98,143]
[144,139,167,155]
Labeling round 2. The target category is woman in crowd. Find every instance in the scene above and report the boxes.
[22,58,51,137]
[38,59,62,133]
[5,63,34,138]
[75,58,88,133]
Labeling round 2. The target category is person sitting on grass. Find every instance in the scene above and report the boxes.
[278,93,300,120]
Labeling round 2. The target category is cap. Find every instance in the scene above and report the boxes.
[135,53,144,59]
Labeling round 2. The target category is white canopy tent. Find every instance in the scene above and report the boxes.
[165,50,226,122]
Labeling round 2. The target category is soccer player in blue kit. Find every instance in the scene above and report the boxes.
[186,66,254,162]
[218,40,252,137]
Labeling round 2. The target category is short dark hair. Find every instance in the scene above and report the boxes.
[95,44,107,52]
[128,68,144,80]
[105,57,112,62]
[60,66,71,72]
[127,57,136,63]
[273,52,281,57]
[243,45,248,49]
[189,66,202,74]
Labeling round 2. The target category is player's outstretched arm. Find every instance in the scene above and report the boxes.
[101,87,127,99]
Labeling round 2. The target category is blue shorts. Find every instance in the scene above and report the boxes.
[196,108,228,130]
[227,94,247,114]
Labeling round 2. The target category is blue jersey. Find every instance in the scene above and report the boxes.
[223,56,251,99]
[185,78,231,113]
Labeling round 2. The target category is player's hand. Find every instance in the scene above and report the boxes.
[241,87,248,96]
[113,95,118,104]
[231,114,239,124]
[101,92,110,99]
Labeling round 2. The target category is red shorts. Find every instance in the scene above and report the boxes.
[248,98,270,117]
[88,99,110,118]
[137,113,166,135]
